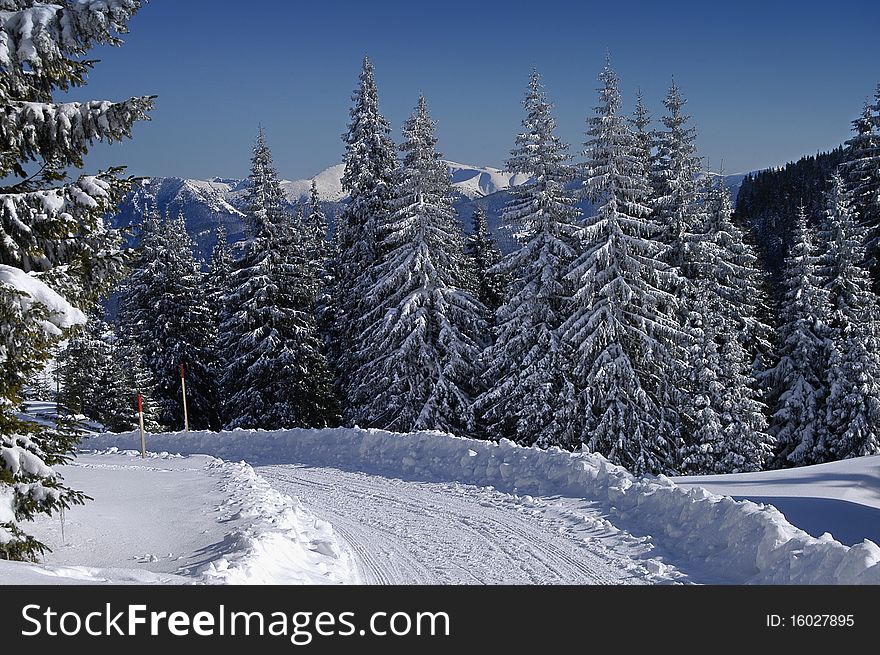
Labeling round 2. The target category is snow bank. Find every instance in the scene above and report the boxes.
[85,428,880,585]
[196,455,358,584]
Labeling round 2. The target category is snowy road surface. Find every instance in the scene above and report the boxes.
[258,464,682,585]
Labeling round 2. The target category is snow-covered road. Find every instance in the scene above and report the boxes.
[258,464,680,585]
[78,428,880,584]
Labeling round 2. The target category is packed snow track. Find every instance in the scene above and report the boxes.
[258,464,670,585]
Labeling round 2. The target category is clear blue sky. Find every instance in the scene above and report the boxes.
[64,0,880,181]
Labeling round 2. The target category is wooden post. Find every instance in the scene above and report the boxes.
[180,362,189,433]
[138,393,146,458]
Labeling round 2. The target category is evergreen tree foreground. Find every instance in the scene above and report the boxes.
[0,0,152,560]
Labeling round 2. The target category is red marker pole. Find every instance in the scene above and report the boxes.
[180,363,189,433]
[137,393,146,458]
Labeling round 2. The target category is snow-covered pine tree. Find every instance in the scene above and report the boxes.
[304,181,330,303]
[334,56,397,424]
[163,211,217,429]
[204,222,232,420]
[58,315,159,433]
[354,96,485,435]
[464,206,506,314]
[476,71,579,447]
[680,177,772,473]
[0,0,152,560]
[648,81,767,473]
[118,210,219,431]
[841,85,880,293]
[766,207,829,466]
[819,174,880,460]
[650,82,703,410]
[57,313,108,419]
[630,90,653,172]
[651,80,703,271]
[207,222,233,325]
[676,293,726,474]
[563,59,682,473]
[308,180,338,353]
[291,200,322,306]
[219,132,340,430]
[114,327,162,433]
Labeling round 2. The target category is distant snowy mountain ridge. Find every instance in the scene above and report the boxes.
[264,160,531,203]
[112,161,537,260]
[112,162,752,262]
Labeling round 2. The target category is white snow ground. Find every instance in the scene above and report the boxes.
[0,450,357,585]
[673,455,880,547]
[257,464,676,584]
[70,428,880,584]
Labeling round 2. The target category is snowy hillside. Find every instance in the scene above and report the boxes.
[71,428,880,585]
[444,161,532,198]
[674,456,880,547]
[278,163,347,202]
[275,160,530,203]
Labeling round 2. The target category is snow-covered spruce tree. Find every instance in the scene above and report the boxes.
[464,206,506,314]
[58,315,113,424]
[649,81,771,472]
[204,222,232,417]
[0,0,152,560]
[219,132,340,430]
[113,327,162,432]
[563,60,682,473]
[649,82,704,446]
[58,315,159,433]
[354,96,485,435]
[841,85,880,293]
[334,56,397,424]
[206,222,233,325]
[679,177,772,473]
[57,313,106,415]
[675,292,725,474]
[630,90,653,172]
[304,181,330,303]
[651,80,703,271]
[307,180,338,351]
[819,174,880,460]
[292,194,330,317]
[476,71,580,447]
[766,207,829,466]
[118,209,219,430]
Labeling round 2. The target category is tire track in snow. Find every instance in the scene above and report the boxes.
[258,465,664,585]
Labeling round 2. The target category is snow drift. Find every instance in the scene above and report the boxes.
[197,454,357,584]
[85,428,880,585]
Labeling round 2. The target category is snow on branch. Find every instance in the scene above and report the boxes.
[0,263,86,335]
[0,171,124,272]
[0,1,142,73]
[0,96,154,173]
